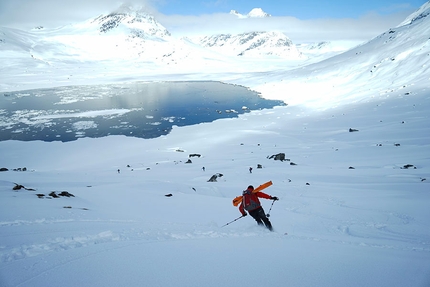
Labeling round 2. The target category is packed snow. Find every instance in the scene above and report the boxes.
[1,2,430,287]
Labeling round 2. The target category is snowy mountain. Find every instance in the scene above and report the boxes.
[49,5,175,61]
[193,31,302,58]
[0,6,211,67]
[0,6,299,72]
[230,8,272,18]
[91,4,171,38]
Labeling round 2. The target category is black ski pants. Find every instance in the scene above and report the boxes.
[249,207,273,231]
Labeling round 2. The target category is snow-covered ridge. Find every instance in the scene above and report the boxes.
[194,31,301,58]
[398,1,430,26]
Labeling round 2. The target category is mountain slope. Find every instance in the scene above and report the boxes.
[245,3,430,107]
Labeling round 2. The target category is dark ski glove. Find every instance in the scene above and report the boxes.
[271,196,279,201]
[242,213,247,217]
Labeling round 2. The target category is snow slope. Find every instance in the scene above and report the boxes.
[0,2,430,287]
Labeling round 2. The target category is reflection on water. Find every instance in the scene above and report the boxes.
[0,81,285,142]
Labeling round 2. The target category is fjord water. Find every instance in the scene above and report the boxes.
[0,81,284,142]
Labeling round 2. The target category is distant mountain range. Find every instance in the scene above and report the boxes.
[0,6,343,65]
[1,2,429,99]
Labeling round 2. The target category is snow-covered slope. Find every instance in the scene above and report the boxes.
[296,41,360,61]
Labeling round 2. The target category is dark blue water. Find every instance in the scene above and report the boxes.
[0,81,285,142]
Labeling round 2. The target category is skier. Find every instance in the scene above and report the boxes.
[239,185,278,231]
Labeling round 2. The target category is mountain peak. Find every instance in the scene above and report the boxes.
[91,5,170,37]
[248,8,271,18]
[230,8,271,18]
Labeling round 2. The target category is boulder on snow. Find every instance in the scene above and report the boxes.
[49,191,59,198]
[208,173,223,182]
[268,153,287,161]
[49,191,75,198]
[58,191,75,197]
[13,183,35,191]
[13,184,25,190]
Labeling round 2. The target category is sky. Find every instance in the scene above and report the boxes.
[0,0,427,42]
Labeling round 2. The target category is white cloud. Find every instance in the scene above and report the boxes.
[0,0,157,29]
[155,10,413,43]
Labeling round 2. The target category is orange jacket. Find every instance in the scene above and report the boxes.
[239,191,271,214]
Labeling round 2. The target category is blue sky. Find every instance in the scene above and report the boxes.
[0,0,426,43]
[155,0,424,19]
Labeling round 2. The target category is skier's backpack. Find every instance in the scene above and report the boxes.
[242,191,260,211]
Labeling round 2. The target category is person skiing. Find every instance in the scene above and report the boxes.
[239,185,278,231]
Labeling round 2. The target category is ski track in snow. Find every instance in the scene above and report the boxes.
[1,209,428,266]
[0,219,273,264]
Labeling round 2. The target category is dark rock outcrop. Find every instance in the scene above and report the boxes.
[268,153,286,161]
[208,173,223,182]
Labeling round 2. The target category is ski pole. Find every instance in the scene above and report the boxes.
[221,215,245,227]
[266,199,276,217]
